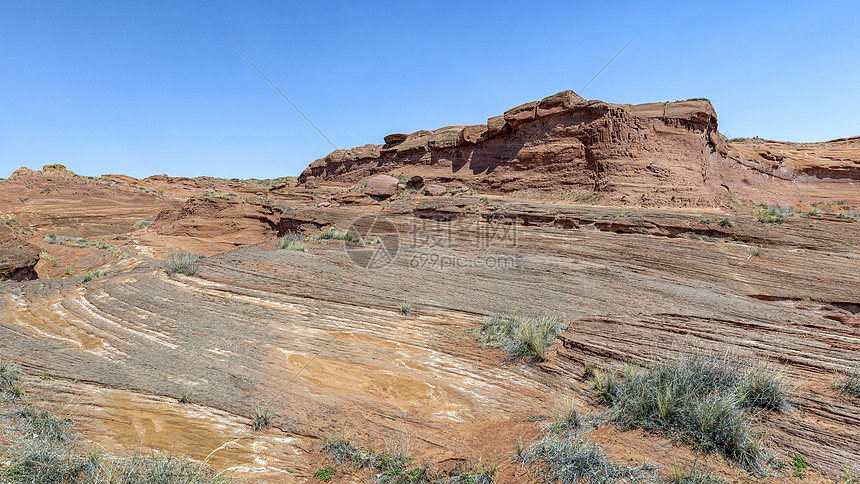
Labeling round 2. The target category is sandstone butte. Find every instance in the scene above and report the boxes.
[0,90,858,483]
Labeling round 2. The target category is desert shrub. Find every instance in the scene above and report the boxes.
[594,353,788,471]
[319,434,494,483]
[670,464,726,483]
[82,270,105,282]
[717,218,734,228]
[547,402,581,436]
[315,465,336,481]
[43,234,120,253]
[833,366,860,397]
[314,228,361,243]
[398,303,413,316]
[134,220,151,227]
[276,232,307,252]
[755,205,797,224]
[251,406,270,431]
[166,250,203,276]
[195,191,232,200]
[517,432,656,484]
[474,314,562,362]
[0,359,21,389]
[14,405,72,442]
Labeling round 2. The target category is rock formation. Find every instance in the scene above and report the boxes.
[298,90,860,207]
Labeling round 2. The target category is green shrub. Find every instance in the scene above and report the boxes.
[755,205,798,224]
[276,232,308,252]
[314,465,336,481]
[474,314,563,362]
[594,353,788,471]
[166,250,203,276]
[314,228,361,243]
[319,434,495,483]
[0,359,21,389]
[82,270,105,282]
[717,218,734,228]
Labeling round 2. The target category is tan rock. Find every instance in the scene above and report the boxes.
[424,184,447,196]
[536,90,585,118]
[503,101,538,127]
[365,175,400,197]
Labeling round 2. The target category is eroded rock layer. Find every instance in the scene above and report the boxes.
[299,91,860,207]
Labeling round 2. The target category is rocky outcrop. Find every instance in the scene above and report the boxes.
[0,225,39,281]
[298,90,732,206]
[298,90,859,207]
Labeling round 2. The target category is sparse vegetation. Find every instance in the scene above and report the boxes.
[474,314,563,362]
[517,431,656,484]
[314,465,336,481]
[1,359,21,389]
[717,218,734,228]
[14,405,72,442]
[1,216,35,235]
[276,232,308,252]
[314,228,362,243]
[593,352,788,471]
[581,361,596,380]
[166,250,203,276]
[134,220,151,227]
[670,464,726,483]
[833,366,860,397]
[178,392,192,404]
[793,454,809,478]
[398,303,413,316]
[44,234,121,253]
[194,191,233,200]
[251,406,271,431]
[755,205,798,224]
[82,270,105,282]
[547,401,581,436]
[699,218,711,225]
[319,433,495,483]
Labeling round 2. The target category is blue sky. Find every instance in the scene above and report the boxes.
[2,1,858,179]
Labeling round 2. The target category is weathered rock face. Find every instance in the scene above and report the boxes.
[298,90,859,207]
[0,225,39,281]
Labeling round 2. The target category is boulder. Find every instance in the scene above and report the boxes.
[461,125,488,144]
[270,183,287,191]
[396,131,432,154]
[305,176,316,189]
[428,126,464,150]
[365,175,400,197]
[487,115,510,138]
[424,184,447,196]
[537,90,585,118]
[503,101,538,127]
[384,133,408,144]
[406,176,424,190]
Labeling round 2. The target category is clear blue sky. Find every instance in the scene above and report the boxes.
[2,1,858,179]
